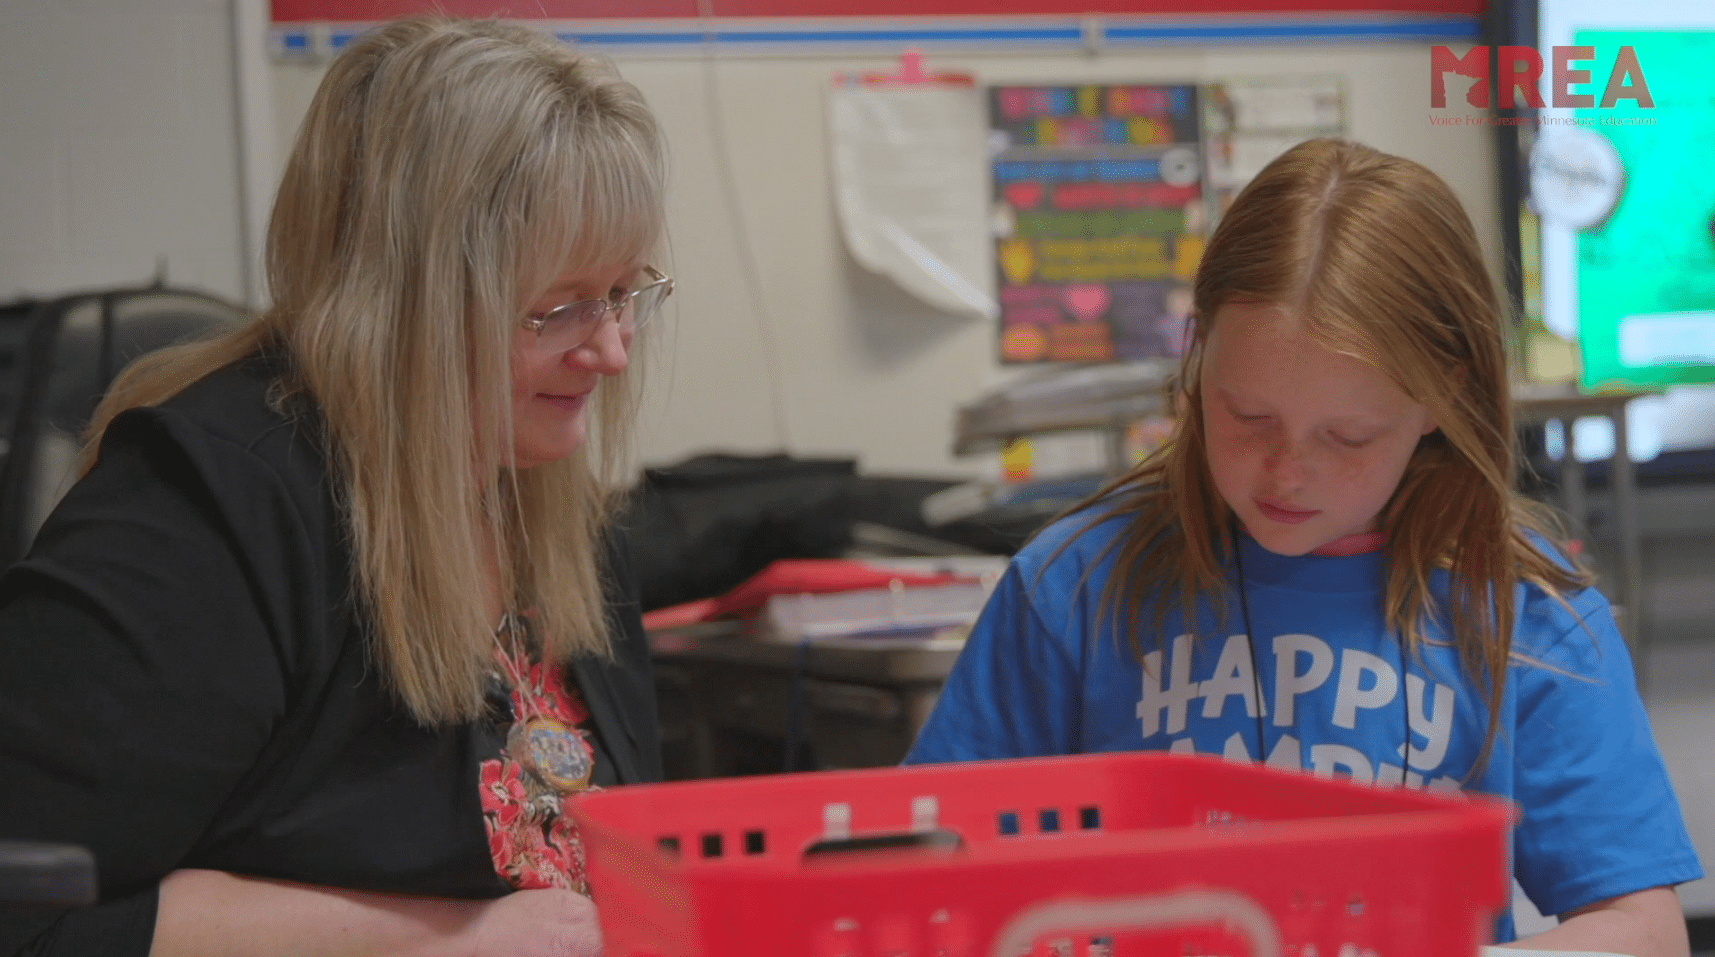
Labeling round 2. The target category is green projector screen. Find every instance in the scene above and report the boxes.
[1569,31,1715,391]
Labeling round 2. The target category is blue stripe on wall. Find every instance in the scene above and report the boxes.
[581,27,1085,44]
[282,15,1479,56]
[1105,19,1480,41]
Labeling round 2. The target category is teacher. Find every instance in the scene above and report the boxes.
[0,15,671,957]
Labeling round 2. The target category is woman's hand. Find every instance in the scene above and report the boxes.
[458,887,604,957]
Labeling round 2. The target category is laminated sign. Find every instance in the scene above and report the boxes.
[828,55,996,321]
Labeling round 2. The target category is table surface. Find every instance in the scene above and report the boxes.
[1511,383,1659,423]
[650,620,964,683]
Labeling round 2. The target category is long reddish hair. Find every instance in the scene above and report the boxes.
[1068,138,1589,767]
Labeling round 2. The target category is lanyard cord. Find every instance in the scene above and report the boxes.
[1230,526,1412,787]
[493,612,548,726]
[1231,527,1270,764]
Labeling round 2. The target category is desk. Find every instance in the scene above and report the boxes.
[1512,384,1654,686]
[650,621,961,778]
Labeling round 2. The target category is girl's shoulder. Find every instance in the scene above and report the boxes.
[996,502,1141,633]
[1510,561,1622,667]
[1014,497,1143,577]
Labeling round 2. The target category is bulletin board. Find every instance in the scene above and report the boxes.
[990,78,1346,364]
[991,84,1204,364]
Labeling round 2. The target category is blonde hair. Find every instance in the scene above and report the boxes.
[1076,137,1588,765]
[85,16,667,725]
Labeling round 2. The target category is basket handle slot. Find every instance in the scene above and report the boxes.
[803,827,964,860]
[805,795,965,860]
[990,890,1282,957]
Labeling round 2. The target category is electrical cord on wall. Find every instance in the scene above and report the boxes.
[695,0,795,452]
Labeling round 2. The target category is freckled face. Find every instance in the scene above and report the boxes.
[1200,302,1438,555]
[508,260,640,470]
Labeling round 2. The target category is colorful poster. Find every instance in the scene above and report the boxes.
[989,84,1204,364]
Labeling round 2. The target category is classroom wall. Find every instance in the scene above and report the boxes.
[0,1,1499,479]
[0,0,248,304]
[273,42,1500,479]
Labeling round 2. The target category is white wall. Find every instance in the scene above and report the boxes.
[274,43,1499,479]
[0,0,246,303]
[643,46,1496,477]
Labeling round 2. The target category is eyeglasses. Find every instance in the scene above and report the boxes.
[521,265,673,352]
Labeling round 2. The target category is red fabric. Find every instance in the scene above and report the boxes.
[273,0,1484,22]
[1309,531,1388,556]
[641,558,975,631]
[480,651,596,894]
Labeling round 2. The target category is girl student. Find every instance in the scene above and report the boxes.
[906,138,1701,956]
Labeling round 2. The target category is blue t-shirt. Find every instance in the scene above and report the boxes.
[907,509,1702,941]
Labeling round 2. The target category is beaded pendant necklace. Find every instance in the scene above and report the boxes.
[492,613,594,795]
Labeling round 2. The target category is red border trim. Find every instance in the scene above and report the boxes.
[272,0,1484,23]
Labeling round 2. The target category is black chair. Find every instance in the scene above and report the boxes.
[0,284,249,566]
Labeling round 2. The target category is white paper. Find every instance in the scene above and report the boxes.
[1225,78,1345,131]
[1206,77,1347,191]
[828,82,998,319]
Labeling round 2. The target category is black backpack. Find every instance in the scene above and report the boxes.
[0,283,249,566]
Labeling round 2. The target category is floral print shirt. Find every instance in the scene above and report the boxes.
[479,644,599,894]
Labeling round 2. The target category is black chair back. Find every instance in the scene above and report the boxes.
[0,285,249,566]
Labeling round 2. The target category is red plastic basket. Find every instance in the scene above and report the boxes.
[571,753,1513,957]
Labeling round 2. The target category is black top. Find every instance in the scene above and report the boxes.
[0,352,663,956]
